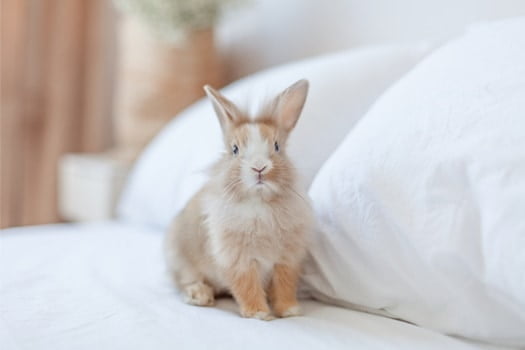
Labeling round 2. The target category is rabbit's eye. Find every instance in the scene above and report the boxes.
[274,141,280,152]
[232,144,239,155]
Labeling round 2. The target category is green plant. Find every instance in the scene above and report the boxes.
[114,0,243,41]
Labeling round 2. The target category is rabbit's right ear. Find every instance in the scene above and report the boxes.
[204,85,242,132]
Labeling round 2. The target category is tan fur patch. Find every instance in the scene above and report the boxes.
[231,124,250,148]
[268,264,300,317]
[257,123,276,142]
[256,114,277,127]
[229,261,270,317]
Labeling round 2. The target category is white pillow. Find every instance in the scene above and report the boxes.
[117,44,432,229]
[304,17,525,346]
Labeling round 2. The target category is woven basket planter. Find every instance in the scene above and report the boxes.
[113,15,223,160]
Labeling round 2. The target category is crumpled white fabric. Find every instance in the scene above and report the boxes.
[0,222,497,350]
[304,17,525,346]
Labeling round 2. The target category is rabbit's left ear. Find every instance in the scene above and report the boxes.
[272,79,309,132]
[204,85,243,133]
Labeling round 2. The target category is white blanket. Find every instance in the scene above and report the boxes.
[303,17,525,346]
[0,222,503,350]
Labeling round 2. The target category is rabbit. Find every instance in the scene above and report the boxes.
[165,79,314,320]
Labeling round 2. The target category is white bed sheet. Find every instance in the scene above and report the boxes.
[0,222,510,350]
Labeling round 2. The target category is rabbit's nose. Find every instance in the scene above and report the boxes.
[251,166,267,174]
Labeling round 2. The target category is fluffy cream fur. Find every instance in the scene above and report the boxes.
[165,80,314,320]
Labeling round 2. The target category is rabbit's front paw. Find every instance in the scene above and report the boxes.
[277,304,301,318]
[240,307,275,321]
[184,282,214,306]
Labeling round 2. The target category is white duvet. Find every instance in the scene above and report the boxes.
[304,17,525,346]
[0,222,505,350]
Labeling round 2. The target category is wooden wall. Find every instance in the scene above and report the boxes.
[1,0,117,228]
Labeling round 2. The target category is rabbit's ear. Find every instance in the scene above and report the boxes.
[272,79,309,132]
[204,85,242,132]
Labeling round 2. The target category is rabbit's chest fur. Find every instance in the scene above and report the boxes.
[204,194,300,279]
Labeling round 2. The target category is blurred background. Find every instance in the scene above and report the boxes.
[1,0,524,229]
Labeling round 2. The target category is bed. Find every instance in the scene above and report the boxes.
[2,17,524,350]
[0,222,506,350]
